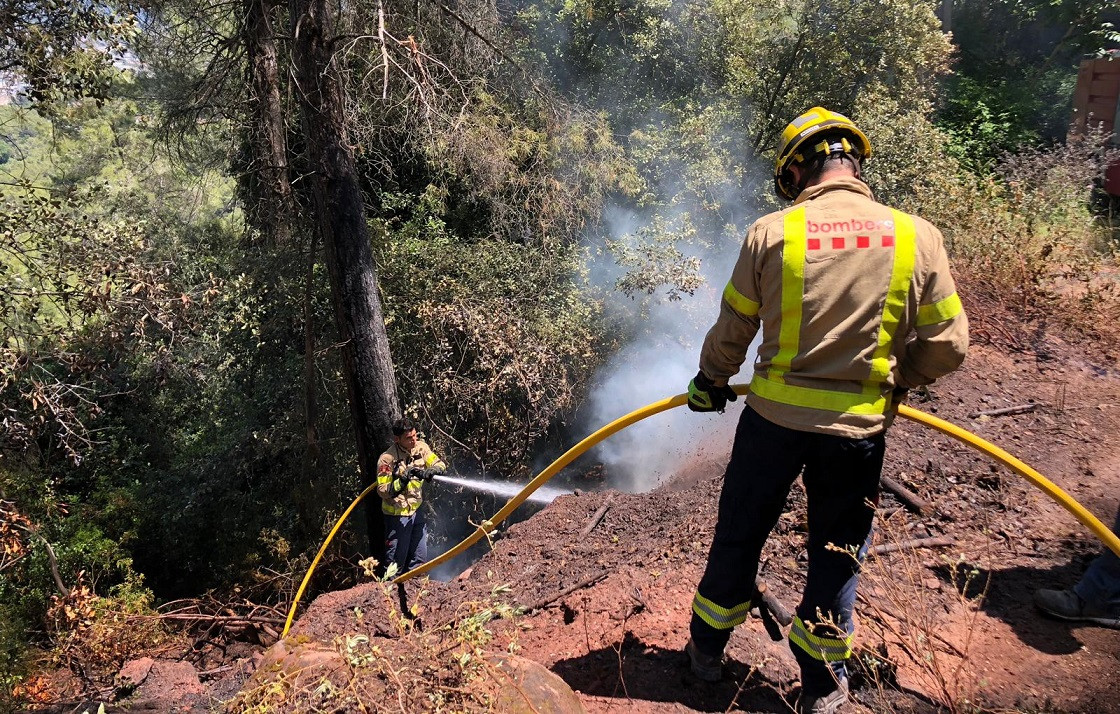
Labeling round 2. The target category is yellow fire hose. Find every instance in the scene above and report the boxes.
[281,386,1120,637]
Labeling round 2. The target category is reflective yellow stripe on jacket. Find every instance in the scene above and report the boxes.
[754,208,916,415]
[768,207,808,385]
[917,292,962,326]
[723,281,760,318]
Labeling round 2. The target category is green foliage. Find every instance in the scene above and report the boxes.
[607,215,704,300]
[515,0,954,300]
[0,94,240,674]
[0,0,137,112]
[376,188,608,474]
[938,75,1054,171]
[937,0,1119,169]
[994,0,1120,55]
[0,600,27,701]
[918,131,1119,331]
[1,6,1116,706]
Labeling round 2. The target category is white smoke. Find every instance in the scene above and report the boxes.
[578,202,764,493]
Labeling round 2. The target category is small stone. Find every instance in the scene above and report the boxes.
[118,657,155,687]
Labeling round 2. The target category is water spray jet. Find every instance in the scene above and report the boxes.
[432,473,570,504]
[282,386,1120,638]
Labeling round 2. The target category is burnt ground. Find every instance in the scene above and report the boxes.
[270,327,1120,714]
[24,309,1120,714]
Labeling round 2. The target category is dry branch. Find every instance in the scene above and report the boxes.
[143,613,286,626]
[753,578,793,627]
[522,570,608,612]
[580,494,615,536]
[16,525,69,596]
[968,403,1038,418]
[880,475,929,514]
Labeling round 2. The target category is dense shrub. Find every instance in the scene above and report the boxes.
[919,133,1120,335]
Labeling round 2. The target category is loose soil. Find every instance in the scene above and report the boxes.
[29,302,1120,713]
[271,317,1120,714]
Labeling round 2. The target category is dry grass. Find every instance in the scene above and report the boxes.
[856,511,995,713]
[921,133,1120,350]
[225,578,531,713]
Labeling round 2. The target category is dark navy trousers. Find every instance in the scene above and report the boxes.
[384,509,428,575]
[690,404,884,695]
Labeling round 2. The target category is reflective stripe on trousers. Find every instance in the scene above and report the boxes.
[789,616,855,662]
[688,405,882,696]
[691,591,751,630]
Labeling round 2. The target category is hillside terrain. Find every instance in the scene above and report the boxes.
[39,299,1119,714]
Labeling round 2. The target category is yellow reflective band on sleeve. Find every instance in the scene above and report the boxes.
[917,292,962,327]
[789,617,854,663]
[867,209,917,386]
[751,374,887,415]
[425,452,439,466]
[691,591,752,630]
[723,281,760,318]
[771,208,807,384]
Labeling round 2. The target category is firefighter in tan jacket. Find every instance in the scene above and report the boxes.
[683,108,968,714]
[377,418,446,576]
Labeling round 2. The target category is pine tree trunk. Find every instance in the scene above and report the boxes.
[290,0,401,560]
[245,0,293,245]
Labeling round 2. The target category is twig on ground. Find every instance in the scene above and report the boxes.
[580,494,615,536]
[136,613,287,626]
[629,586,647,612]
[968,403,1038,418]
[521,570,608,612]
[880,475,929,514]
[198,664,235,678]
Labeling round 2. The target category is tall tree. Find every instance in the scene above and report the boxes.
[289,0,402,558]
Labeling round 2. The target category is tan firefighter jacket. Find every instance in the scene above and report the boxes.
[699,176,968,438]
[376,440,445,516]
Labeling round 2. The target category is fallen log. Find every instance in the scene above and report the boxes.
[136,613,287,626]
[868,536,955,557]
[880,475,929,514]
[754,578,792,627]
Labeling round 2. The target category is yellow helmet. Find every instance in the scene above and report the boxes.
[774,106,872,200]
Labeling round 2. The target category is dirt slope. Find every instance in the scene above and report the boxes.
[277,328,1120,713]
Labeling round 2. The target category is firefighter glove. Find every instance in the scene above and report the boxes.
[891,386,909,410]
[687,370,737,413]
[421,464,445,481]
